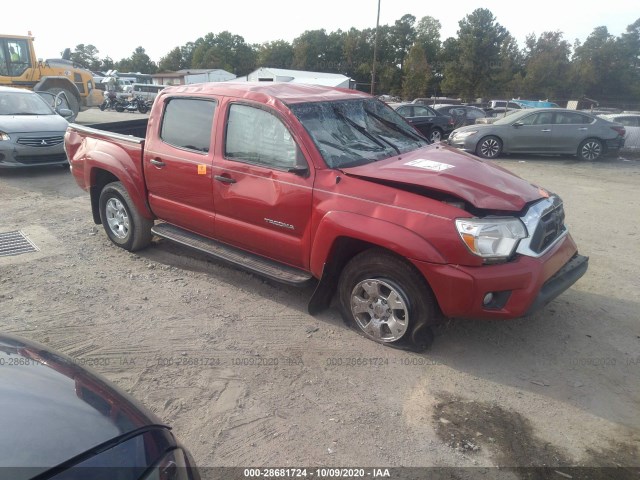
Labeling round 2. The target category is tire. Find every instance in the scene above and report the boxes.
[138,103,149,114]
[99,101,107,111]
[98,181,153,251]
[476,135,503,159]
[429,128,443,143]
[45,87,79,122]
[578,138,603,161]
[338,249,436,350]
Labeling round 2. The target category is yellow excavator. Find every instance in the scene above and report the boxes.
[0,33,102,121]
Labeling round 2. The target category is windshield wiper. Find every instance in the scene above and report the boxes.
[331,106,396,154]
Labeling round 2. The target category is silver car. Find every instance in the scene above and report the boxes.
[0,86,72,169]
[448,108,626,160]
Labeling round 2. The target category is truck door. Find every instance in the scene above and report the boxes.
[143,97,217,237]
[211,101,314,269]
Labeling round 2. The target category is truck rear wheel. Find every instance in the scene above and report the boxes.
[337,249,436,350]
[45,87,79,122]
[99,182,153,251]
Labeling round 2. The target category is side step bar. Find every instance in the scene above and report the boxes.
[151,223,313,286]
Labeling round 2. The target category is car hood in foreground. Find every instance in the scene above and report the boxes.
[341,143,544,211]
[0,114,68,133]
[0,334,163,470]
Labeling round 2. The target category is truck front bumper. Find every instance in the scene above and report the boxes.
[412,233,588,319]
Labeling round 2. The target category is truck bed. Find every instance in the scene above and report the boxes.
[84,119,149,139]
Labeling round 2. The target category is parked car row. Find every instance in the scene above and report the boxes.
[384,99,628,161]
[389,103,491,141]
[388,103,455,142]
[447,108,626,160]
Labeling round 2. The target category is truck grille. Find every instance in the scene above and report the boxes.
[16,135,64,147]
[529,203,566,254]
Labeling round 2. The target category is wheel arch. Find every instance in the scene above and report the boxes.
[87,165,154,225]
[307,212,445,315]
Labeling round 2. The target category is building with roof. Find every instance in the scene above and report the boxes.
[151,69,236,86]
[244,67,355,89]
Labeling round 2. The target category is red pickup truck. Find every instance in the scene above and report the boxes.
[65,83,588,350]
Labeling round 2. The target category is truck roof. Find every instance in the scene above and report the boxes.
[159,81,370,104]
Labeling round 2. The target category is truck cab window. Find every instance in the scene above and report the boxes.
[6,40,30,76]
[225,104,301,170]
[160,98,216,153]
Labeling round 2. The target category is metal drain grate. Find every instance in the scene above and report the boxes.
[0,231,40,257]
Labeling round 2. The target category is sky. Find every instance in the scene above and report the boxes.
[7,0,639,64]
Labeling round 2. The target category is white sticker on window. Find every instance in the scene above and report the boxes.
[404,159,454,171]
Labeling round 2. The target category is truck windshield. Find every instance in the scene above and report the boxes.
[290,98,428,168]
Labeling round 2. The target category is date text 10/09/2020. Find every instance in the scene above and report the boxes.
[243,468,391,478]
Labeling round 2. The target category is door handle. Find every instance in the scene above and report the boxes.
[150,158,165,167]
[578,127,588,131]
[214,175,236,184]
[540,129,551,132]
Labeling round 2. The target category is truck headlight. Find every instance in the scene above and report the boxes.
[456,218,527,260]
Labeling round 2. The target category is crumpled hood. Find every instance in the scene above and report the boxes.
[341,144,544,211]
[0,114,68,133]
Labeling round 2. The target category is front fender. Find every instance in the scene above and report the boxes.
[309,211,446,277]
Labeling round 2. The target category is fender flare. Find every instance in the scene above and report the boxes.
[310,211,446,276]
[85,153,154,222]
[307,211,445,315]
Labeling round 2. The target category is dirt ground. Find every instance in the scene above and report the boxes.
[1,111,639,478]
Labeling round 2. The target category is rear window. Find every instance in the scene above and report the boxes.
[614,116,639,127]
[555,112,593,125]
[160,98,216,153]
[466,108,485,119]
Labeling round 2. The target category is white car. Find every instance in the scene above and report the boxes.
[598,113,640,151]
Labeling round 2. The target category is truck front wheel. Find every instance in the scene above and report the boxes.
[99,182,153,251]
[337,249,436,350]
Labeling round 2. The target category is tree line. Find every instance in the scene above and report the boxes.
[68,8,640,108]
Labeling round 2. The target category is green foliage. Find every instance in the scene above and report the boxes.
[440,8,508,99]
[71,13,640,107]
[571,23,640,103]
[402,44,430,99]
[521,31,571,100]
[69,44,102,71]
[116,47,157,74]
[257,41,294,69]
[158,47,184,73]
[190,32,256,75]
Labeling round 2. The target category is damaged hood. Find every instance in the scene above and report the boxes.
[341,144,544,211]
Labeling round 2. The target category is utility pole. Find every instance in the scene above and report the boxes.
[371,0,381,95]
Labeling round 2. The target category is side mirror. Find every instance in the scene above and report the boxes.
[58,108,74,120]
[512,121,523,128]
